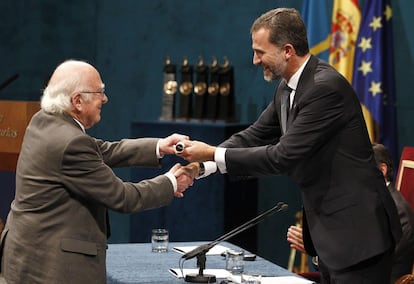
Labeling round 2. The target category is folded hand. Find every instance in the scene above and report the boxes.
[287,225,307,254]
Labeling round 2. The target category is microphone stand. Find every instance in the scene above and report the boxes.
[182,202,288,283]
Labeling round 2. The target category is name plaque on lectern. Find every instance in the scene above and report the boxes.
[0,101,40,171]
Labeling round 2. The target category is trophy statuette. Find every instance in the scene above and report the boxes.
[160,56,177,120]
[217,56,235,121]
[178,57,193,120]
[194,56,208,119]
[206,56,220,120]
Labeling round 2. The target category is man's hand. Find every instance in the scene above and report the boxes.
[177,162,201,179]
[287,225,307,254]
[168,163,194,198]
[159,133,190,156]
[178,140,216,162]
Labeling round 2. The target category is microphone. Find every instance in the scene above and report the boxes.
[181,202,288,283]
[0,73,19,91]
[182,202,288,260]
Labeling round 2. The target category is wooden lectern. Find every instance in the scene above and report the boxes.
[0,100,40,171]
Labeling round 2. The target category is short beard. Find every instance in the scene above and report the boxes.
[263,70,279,82]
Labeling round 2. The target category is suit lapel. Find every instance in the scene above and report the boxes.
[293,55,318,106]
[286,55,319,129]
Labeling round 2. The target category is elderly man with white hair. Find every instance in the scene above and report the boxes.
[0,59,194,284]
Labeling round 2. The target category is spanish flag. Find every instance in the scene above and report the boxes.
[329,0,361,83]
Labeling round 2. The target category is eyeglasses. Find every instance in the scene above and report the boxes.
[78,90,107,99]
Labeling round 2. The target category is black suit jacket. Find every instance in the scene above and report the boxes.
[220,55,401,270]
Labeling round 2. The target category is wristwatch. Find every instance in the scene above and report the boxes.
[198,162,205,177]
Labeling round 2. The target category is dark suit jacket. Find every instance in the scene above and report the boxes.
[220,55,401,270]
[0,110,174,283]
[389,184,414,283]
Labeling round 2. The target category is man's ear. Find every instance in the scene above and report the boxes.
[284,43,295,59]
[71,93,83,111]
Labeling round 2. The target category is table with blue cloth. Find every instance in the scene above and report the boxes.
[106,241,302,283]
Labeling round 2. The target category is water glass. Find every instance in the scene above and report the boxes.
[151,228,169,252]
[226,249,244,274]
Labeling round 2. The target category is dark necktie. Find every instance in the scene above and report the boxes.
[280,83,292,134]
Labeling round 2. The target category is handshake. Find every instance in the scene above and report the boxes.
[158,133,217,198]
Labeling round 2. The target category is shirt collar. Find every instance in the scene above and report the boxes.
[73,118,86,133]
[286,55,311,91]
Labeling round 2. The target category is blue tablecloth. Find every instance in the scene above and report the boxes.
[106,241,298,284]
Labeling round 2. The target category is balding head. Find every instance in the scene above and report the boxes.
[41,60,104,114]
[48,60,95,87]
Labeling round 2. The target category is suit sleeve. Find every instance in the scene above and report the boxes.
[60,135,173,213]
[220,101,282,148]
[95,137,160,168]
[224,82,348,177]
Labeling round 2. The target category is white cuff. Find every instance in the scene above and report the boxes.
[196,161,218,179]
[164,172,177,192]
[156,139,163,159]
[215,147,227,174]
